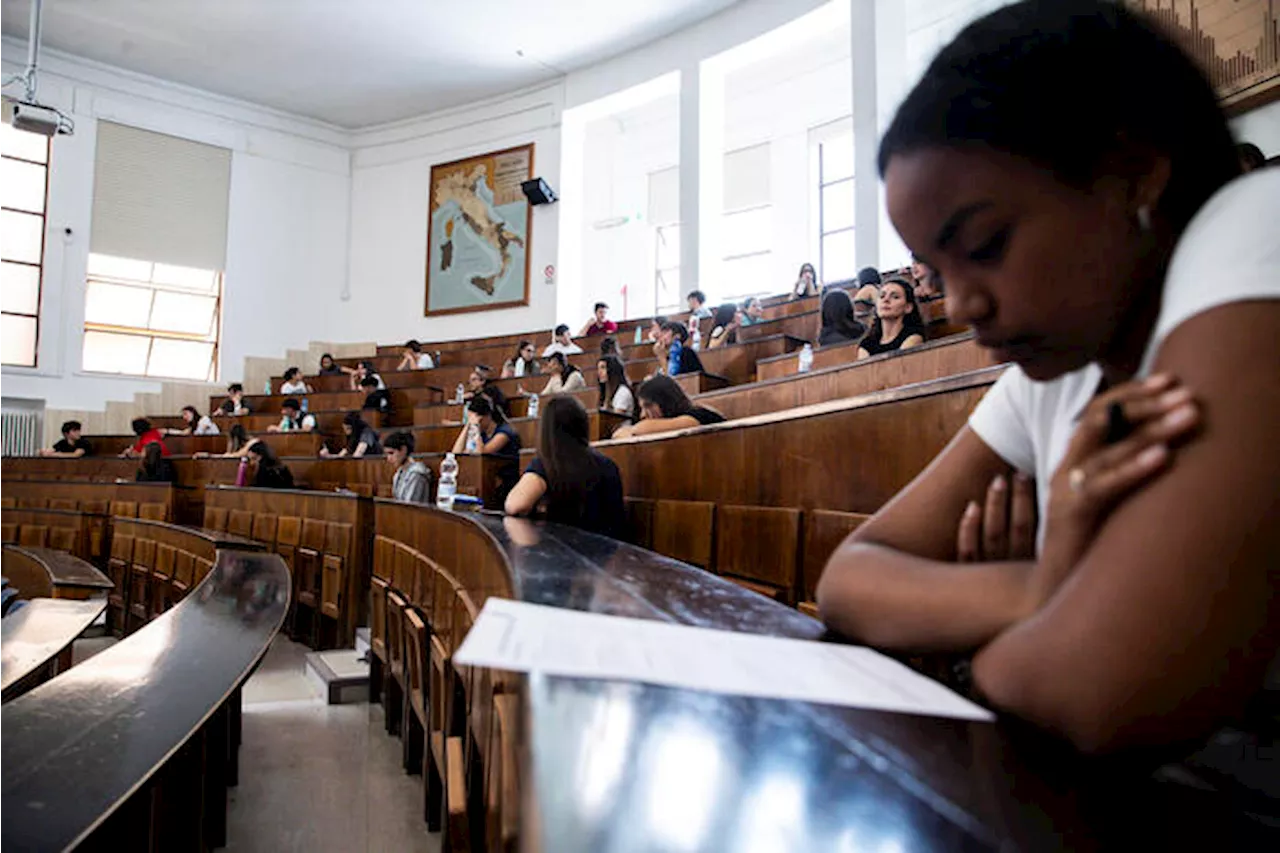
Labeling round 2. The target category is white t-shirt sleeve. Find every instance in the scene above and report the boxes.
[417,353,434,369]
[1140,170,1280,375]
[967,367,1038,476]
[612,385,635,414]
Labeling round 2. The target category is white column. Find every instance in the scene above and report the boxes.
[697,62,725,300]
[850,0,879,271]
[678,63,702,294]
[874,0,910,267]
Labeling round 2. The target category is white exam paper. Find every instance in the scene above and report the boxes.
[453,597,994,722]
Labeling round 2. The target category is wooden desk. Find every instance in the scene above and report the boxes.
[1,545,112,601]
[1,596,107,703]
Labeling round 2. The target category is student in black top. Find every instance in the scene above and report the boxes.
[247,441,295,489]
[215,383,250,417]
[41,420,93,458]
[135,442,176,483]
[856,277,927,359]
[320,411,382,458]
[451,394,522,501]
[360,375,394,417]
[818,289,867,347]
[505,396,625,538]
[612,374,725,438]
[318,353,344,376]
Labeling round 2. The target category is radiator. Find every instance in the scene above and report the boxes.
[2,409,40,457]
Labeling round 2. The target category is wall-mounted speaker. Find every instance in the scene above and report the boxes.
[521,177,558,206]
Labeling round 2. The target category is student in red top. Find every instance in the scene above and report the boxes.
[578,302,618,337]
[120,418,170,458]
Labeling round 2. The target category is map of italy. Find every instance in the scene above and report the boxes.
[434,164,526,296]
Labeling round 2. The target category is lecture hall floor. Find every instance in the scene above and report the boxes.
[74,633,439,853]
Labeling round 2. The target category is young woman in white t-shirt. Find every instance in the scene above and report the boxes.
[164,405,219,437]
[816,0,1280,760]
[595,355,636,419]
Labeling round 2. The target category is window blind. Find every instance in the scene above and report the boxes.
[90,121,231,271]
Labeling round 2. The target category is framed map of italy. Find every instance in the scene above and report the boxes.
[425,143,533,316]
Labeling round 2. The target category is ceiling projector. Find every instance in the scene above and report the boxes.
[11,100,69,137]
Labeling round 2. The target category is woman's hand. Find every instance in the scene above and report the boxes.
[956,472,1036,563]
[1031,373,1200,606]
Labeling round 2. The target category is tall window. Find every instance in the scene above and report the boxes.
[649,165,681,314]
[719,143,772,305]
[82,254,222,380]
[1,122,51,367]
[815,128,855,284]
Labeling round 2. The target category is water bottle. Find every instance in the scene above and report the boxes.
[263,379,272,394]
[633,325,643,344]
[527,393,539,419]
[667,338,683,376]
[455,383,465,403]
[797,343,814,373]
[235,457,249,487]
[690,322,702,351]
[436,453,458,510]
[300,397,309,413]
[465,422,480,453]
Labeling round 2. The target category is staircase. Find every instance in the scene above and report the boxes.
[303,627,371,705]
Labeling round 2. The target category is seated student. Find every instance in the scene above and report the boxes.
[740,297,765,326]
[686,289,713,319]
[267,399,317,433]
[500,340,541,378]
[542,324,585,357]
[856,277,926,359]
[851,283,880,326]
[596,355,637,418]
[214,383,250,417]
[40,420,92,458]
[707,304,742,350]
[384,431,432,504]
[654,320,704,376]
[646,315,668,342]
[194,424,257,459]
[599,335,624,363]
[526,352,587,396]
[360,375,394,417]
[320,411,382,458]
[349,360,385,392]
[120,418,170,458]
[910,253,944,301]
[505,396,625,537]
[134,442,176,483]
[279,367,312,395]
[790,262,820,300]
[817,0,1280,764]
[612,375,725,438]
[163,405,219,437]
[397,339,435,371]
[856,266,882,289]
[318,353,345,376]
[818,289,868,347]
[246,441,294,489]
[579,302,618,337]
[464,365,508,416]
[451,395,522,501]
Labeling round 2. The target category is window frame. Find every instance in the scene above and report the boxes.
[81,256,224,382]
[1,129,51,369]
[816,135,856,285]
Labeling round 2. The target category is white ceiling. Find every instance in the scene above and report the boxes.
[1,0,743,128]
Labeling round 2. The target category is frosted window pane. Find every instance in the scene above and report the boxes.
[83,330,150,374]
[153,262,217,293]
[86,253,153,281]
[1,210,44,264]
[148,338,213,380]
[821,137,854,182]
[1,158,47,213]
[150,291,215,335]
[822,231,858,284]
[722,208,771,259]
[656,225,681,270]
[1,123,48,163]
[1,313,37,366]
[2,262,41,314]
[85,281,153,327]
[822,181,855,233]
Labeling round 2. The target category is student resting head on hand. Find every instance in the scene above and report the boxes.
[611,374,725,439]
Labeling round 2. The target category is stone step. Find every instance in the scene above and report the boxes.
[355,626,371,660]
[303,649,369,705]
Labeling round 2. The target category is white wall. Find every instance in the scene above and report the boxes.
[0,42,351,410]
[345,84,563,346]
[1232,98,1280,157]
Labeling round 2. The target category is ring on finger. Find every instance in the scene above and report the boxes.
[1068,467,1086,493]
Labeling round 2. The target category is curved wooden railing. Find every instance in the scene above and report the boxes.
[2,547,289,852]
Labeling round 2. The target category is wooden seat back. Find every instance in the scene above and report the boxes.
[652,499,716,569]
[110,501,138,518]
[138,502,167,521]
[713,505,802,603]
[801,509,871,604]
[623,497,655,549]
[18,525,49,548]
[203,506,229,531]
[252,513,278,546]
[227,509,254,539]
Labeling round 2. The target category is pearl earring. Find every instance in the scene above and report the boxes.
[1137,205,1152,232]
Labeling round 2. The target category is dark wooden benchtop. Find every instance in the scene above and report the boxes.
[1,598,107,702]
[449,512,1275,850]
[1,549,289,852]
[2,545,113,590]
[115,517,267,551]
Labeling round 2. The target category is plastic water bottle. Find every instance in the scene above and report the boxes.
[527,393,539,420]
[455,383,465,403]
[465,422,480,453]
[797,343,814,373]
[263,379,272,394]
[300,397,309,413]
[690,322,702,351]
[633,325,643,344]
[436,453,458,510]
